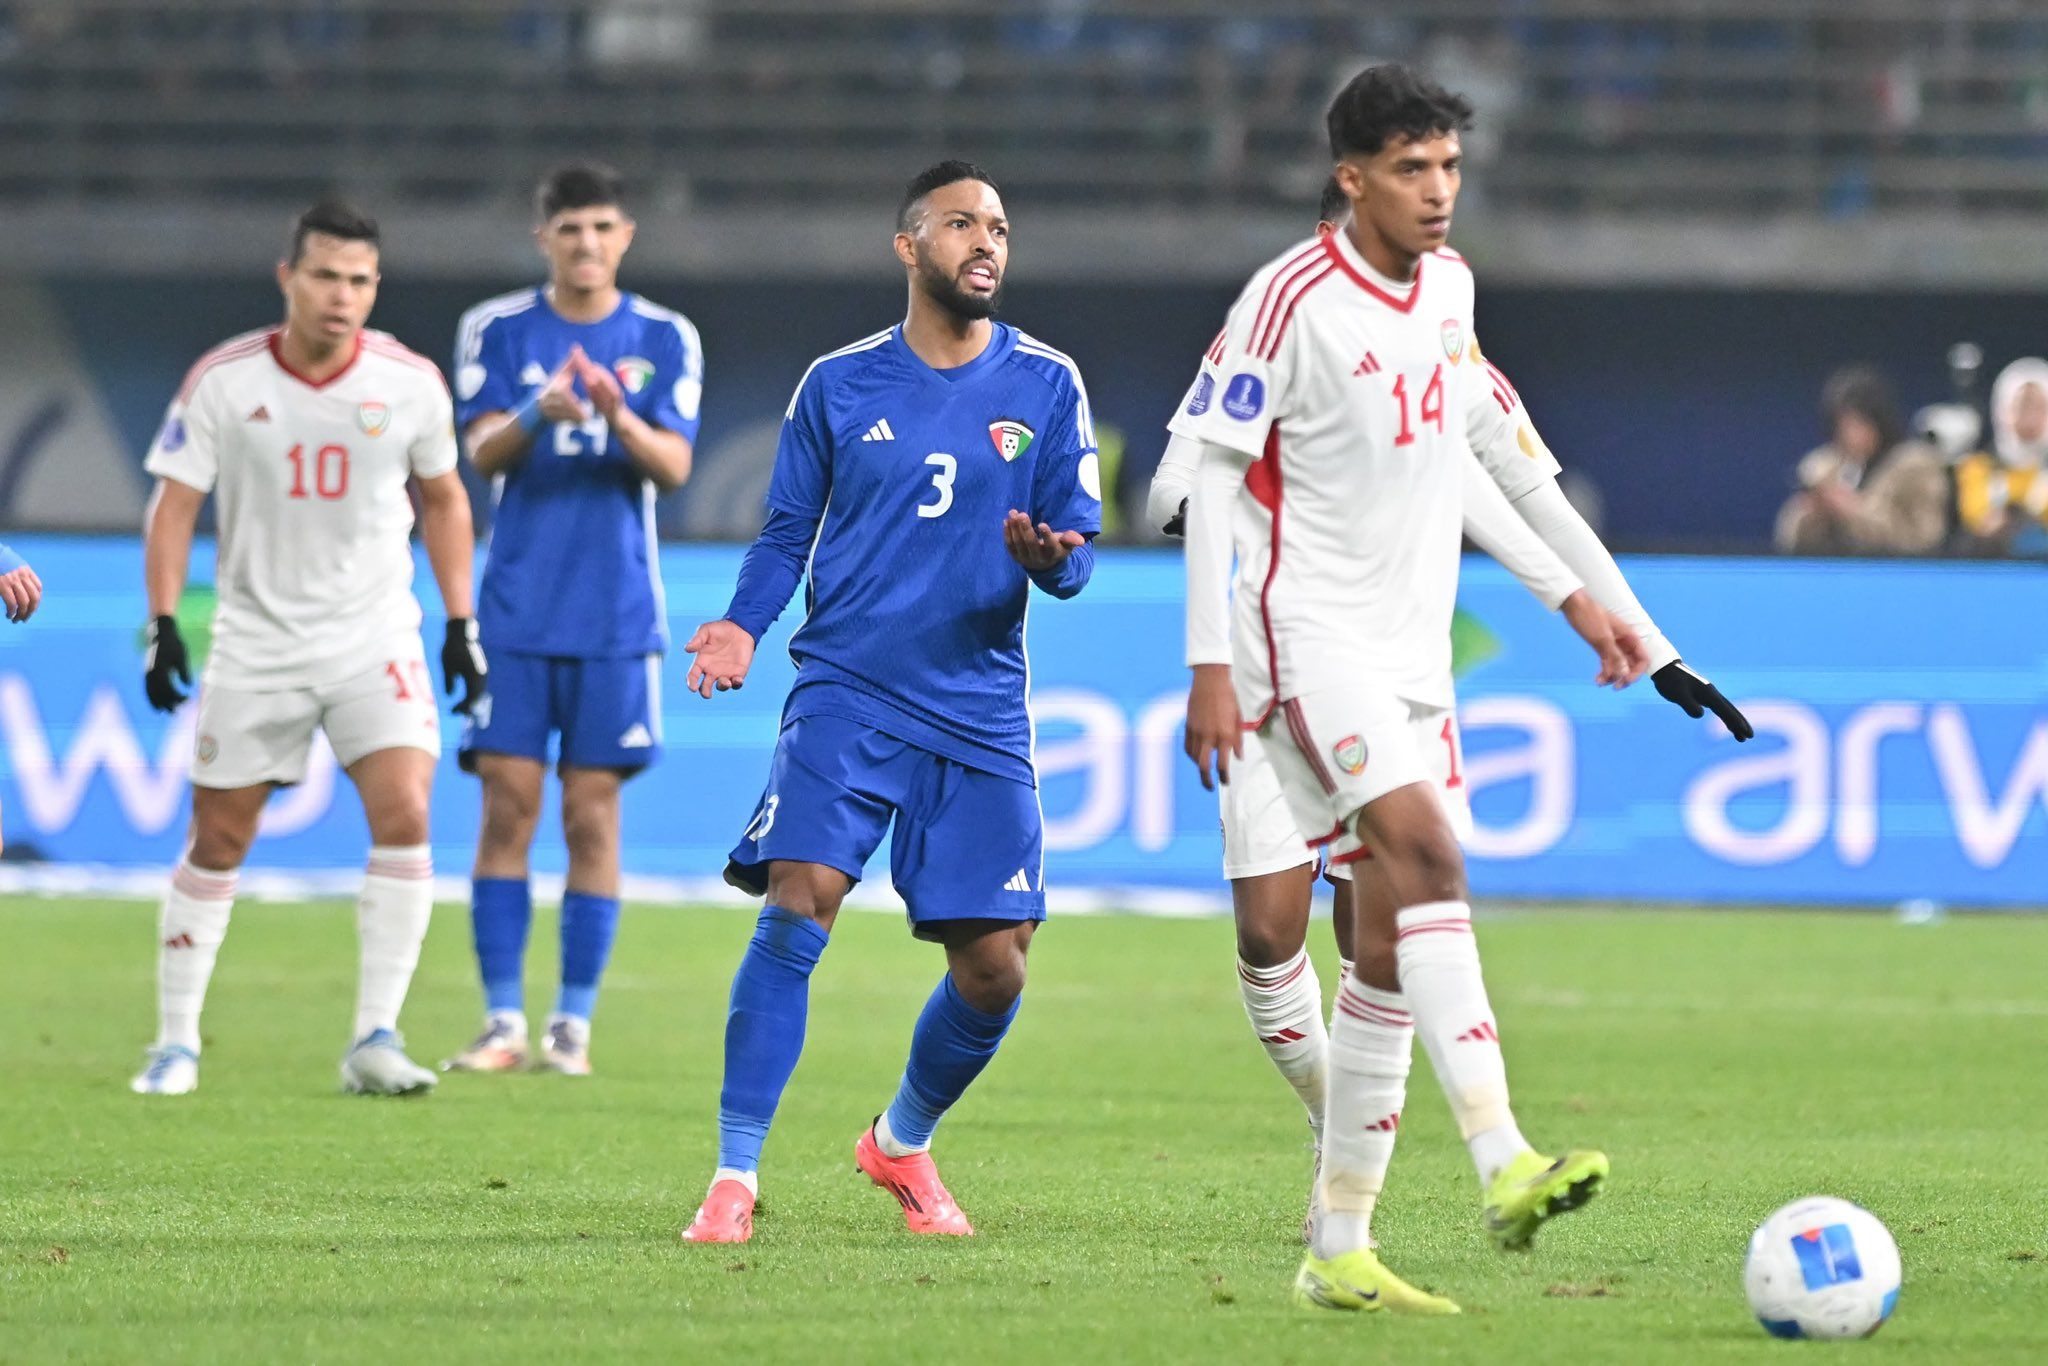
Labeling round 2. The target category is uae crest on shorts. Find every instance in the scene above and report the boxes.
[988,419,1034,462]
[1333,734,1367,776]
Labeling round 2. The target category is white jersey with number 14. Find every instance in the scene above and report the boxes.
[145,327,459,691]
[1167,230,1515,717]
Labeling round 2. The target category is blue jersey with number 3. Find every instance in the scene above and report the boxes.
[453,287,705,658]
[768,323,1101,783]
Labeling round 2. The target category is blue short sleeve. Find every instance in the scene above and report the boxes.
[1031,379,1103,536]
[765,369,833,519]
[645,311,705,445]
[453,310,522,431]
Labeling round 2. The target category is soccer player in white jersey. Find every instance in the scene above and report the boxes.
[1152,182,1753,1249]
[130,200,488,1098]
[1173,66,1656,1313]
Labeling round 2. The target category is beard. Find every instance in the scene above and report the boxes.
[915,250,1002,321]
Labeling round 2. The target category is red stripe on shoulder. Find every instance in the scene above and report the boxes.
[1247,242,1328,359]
[1433,246,1465,263]
[175,330,275,403]
[1259,264,1334,360]
[1254,254,1332,359]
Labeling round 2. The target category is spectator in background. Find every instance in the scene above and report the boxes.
[1953,357,2048,556]
[1775,365,1947,555]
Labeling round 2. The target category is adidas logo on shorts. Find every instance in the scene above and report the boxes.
[618,723,654,748]
[1003,869,1033,893]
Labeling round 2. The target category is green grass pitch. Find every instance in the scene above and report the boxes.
[4,898,2045,1363]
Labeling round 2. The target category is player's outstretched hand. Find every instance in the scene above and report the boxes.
[1558,589,1644,689]
[1002,509,1084,571]
[441,617,489,715]
[143,614,192,713]
[1183,663,1244,792]
[572,345,625,423]
[1652,660,1754,741]
[537,350,593,425]
[685,619,756,699]
[0,563,42,622]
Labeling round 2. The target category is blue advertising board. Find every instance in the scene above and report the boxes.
[0,536,2040,906]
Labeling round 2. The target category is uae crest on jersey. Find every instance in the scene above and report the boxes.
[1333,733,1368,776]
[357,401,391,436]
[989,419,1035,462]
[1440,319,1465,361]
[613,356,656,395]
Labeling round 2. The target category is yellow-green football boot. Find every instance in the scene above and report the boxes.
[1483,1148,1609,1251]
[1292,1248,1462,1316]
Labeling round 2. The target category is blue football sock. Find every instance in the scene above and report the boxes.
[555,889,622,1021]
[471,877,532,1015]
[717,905,830,1173]
[882,974,1019,1151]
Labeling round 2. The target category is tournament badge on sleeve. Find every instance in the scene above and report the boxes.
[989,420,1034,463]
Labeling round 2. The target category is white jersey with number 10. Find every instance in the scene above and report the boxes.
[145,327,459,691]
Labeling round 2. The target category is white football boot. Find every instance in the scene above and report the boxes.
[131,1044,199,1095]
[534,1017,591,1076]
[340,1029,438,1096]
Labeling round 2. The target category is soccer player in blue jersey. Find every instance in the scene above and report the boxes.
[679,161,1101,1244]
[444,163,704,1076]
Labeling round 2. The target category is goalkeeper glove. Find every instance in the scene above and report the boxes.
[143,615,192,713]
[1652,660,1753,741]
[441,618,489,716]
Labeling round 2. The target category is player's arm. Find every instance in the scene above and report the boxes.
[415,468,488,714]
[1009,375,1103,598]
[141,476,204,711]
[1467,338,1752,737]
[1182,438,1248,790]
[574,346,692,492]
[686,363,828,699]
[0,541,42,624]
[1146,430,1204,537]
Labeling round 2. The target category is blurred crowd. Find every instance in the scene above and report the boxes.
[1776,357,2048,558]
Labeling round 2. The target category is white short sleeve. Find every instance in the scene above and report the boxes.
[143,376,220,493]
[408,372,460,479]
[1166,246,1318,460]
[1464,337,1563,502]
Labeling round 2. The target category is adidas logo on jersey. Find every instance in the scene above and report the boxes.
[246,404,271,422]
[860,419,896,443]
[618,723,654,749]
[1003,869,1033,892]
[1352,352,1381,377]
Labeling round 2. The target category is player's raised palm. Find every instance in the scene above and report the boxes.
[1001,509,1083,571]
[684,618,755,698]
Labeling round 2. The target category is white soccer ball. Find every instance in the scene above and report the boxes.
[1744,1196,1901,1340]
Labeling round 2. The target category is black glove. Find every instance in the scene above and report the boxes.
[143,615,192,713]
[1161,496,1188,538]
[1652,660,1753,741]
[441,617,488,716]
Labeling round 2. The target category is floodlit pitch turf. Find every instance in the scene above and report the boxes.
[4,899,2045,1363]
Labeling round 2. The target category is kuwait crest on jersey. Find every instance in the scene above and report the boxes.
[1440,319,1465,361]
[989,419,1034,462]
[357,401,391,436]
[1333,733,1368,776]
[613,356,656,395]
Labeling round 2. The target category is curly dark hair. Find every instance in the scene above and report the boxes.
[1326,64,1475,160]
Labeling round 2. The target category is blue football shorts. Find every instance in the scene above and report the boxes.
[458,649,663,775]
[726,712,1046,939]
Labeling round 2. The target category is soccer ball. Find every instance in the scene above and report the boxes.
[1744,1196,1901,1340]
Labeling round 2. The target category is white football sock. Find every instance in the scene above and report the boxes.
[1315,975,1413,1257]
[1236,949,1329,1138]
[711,1167,759,1198]
[156,858,237,1053]
[353,845,433,1042]
[873,1110,922,1158]
[1394,901,1529,1185]
[1332,957,1355,1030]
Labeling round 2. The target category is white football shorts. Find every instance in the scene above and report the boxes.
[1242,684,1473,876]
[190,635,441,789]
